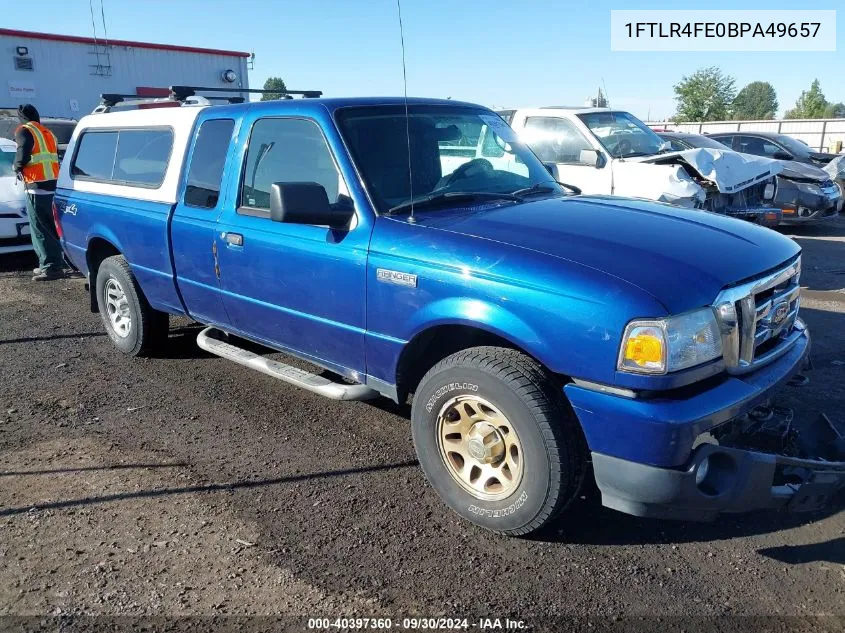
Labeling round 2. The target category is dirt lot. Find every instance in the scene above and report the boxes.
[1,219,844,632]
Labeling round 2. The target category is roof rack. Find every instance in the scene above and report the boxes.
[94,85,323,113]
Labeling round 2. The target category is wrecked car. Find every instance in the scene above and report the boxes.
[824,155,845,213]
[659,132,841,224]
[501,107,782,226]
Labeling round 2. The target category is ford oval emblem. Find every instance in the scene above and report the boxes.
[772,301,789,325]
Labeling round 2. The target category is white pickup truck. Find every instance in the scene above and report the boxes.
[498,107,783,224]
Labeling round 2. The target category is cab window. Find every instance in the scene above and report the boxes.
[184,119,234,209]
[522,117,593,164]
[239,118,349,215]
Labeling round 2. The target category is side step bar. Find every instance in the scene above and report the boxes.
[197,327,379,401]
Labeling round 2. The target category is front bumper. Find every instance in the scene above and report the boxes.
[564,327,840,520]
[775,179,840,224]
[592,441,845,522]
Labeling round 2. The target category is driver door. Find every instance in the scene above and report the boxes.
[213,115,370,376]
[513,113,612,194]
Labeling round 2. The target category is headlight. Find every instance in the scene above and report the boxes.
[763,182,776,200]
[618,308,723,375]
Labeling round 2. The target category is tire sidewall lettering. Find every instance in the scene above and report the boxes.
[468,490,528,519]
[425,382,478,413]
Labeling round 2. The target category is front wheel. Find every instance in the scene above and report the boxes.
[411,347,586,535]
[95,255,168,356]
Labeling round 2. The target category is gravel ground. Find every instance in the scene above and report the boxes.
[0,219,844,632]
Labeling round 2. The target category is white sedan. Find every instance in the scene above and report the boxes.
[0,137,30,254]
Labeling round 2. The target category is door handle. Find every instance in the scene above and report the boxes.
[223,232,244,247]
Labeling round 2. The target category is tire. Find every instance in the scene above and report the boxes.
[95,255,168,357]
[411,346,586,536]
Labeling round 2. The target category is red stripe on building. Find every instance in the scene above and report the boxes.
[0,28,250,58]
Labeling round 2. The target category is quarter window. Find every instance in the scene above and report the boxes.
[522,117,593,164]
[71,131,118,181]
[184,119,234,208]
[240,118,349,214]
[112,130,172,186]
[71,128,172,187]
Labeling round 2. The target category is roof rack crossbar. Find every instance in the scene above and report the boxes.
[94,84,321,113]
[170,85,322,100]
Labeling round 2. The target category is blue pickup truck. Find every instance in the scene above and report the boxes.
[53,92,844,535]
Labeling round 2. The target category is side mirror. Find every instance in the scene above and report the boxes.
[542,162,558,179]
[579,149,604,168]
[269,182,353,228]
[773,150,793,161]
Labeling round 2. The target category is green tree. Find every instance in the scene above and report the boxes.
[823,102,845,118]
[672,67,736,122]
[784,79,828,119]
[731,81,778,120]
[261,76,287,101]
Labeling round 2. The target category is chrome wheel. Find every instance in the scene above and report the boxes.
[436,395,523,500]
[104,278,132,338]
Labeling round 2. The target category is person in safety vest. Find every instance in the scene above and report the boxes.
[13,104,64,281]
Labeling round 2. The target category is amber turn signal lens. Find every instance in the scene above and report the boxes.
[624,333,664,366]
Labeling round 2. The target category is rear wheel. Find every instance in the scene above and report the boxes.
[411,346,586,535]
[95,255,168,356]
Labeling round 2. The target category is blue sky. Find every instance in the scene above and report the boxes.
[9,0,843,120]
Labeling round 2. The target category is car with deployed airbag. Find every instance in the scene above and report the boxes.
[658,131,841,224]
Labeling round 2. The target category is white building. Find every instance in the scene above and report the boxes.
[1,28,250,119]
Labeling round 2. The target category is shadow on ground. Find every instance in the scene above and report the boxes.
[758,536,845,565]
[0,459,418,519]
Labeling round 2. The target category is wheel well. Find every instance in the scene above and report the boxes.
[396,325,556,402]
[86,238,121,312]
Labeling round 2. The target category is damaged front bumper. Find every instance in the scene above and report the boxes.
[774,178,841,224]
[590,372,845,522]
[571,325,845,521]
[592,414,845,522]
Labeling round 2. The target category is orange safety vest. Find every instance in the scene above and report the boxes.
[15,121,59,184]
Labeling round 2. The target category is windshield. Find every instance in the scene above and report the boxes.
[0,149,14,178]
[578,111,666,158]
[775,134,813,157]
[336,105,560,214]
[0,119,16,142]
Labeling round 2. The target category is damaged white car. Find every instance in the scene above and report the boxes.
[499,107,782,226]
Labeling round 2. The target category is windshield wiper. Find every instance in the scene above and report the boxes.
[387,191,519,215]
[512,182,581,197]
[511,184,558,198]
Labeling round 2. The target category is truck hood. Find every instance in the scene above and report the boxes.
[626,148,782,193]
[419,196,800,314]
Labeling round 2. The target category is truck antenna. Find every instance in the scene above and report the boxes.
[396,0,415,223]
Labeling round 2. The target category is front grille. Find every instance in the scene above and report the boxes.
[714,258,803,374]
